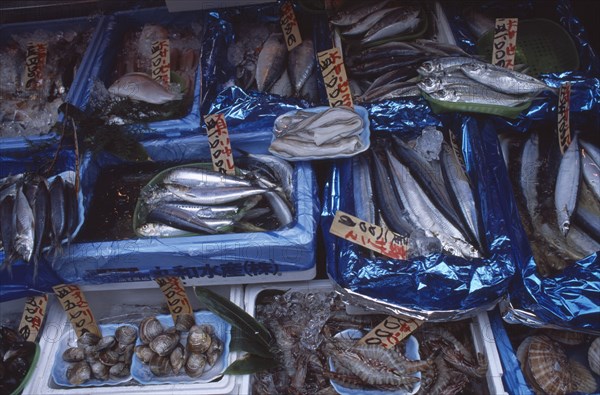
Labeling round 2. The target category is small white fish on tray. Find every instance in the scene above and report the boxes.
[268,106,371,161]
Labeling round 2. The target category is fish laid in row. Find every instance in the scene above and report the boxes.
[0,171,79,279]
[503,131,600,276]
[269,106,366,159]
[358,127,485,259]
[136,154,295,237]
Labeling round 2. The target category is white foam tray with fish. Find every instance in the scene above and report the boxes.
[0,15,107,154]
[238,280,507,395]
[26,285,243,395]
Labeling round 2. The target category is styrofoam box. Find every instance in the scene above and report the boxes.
[24,285,244,395]
[238,280,508,395]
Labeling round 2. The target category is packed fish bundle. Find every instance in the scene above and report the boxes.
[0,27,94,137]
[514,329,600,395]
[135,155,295,237]
[226,20,318,102]
[0,171,79,278]
[359,126,486,259]
[134,316,223,379]
[418,56,555,107]
[61,326,137,385]
[269,106,367,159]
[253,289,489,395]
[0,326,37,394]
[503,131,600,276]
[90,22,203,123]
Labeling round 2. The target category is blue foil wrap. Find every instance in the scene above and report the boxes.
[322,114,516,321]
[443,0,599,75]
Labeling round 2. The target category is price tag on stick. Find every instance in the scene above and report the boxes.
[151,39,171,87]
[280,1,302,51]
[24,41,47,90]
[18,295,48,342]
[53,284,101,338]
[204,113,236,175]
[329,210,408,260]
[557,82,571,154]
[155,277,194,324]
[492,18,518,70]
[358,315,423,348]
[317,47,353,108]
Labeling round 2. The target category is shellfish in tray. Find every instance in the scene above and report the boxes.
[527,335,571,395]
[589,337,600,376]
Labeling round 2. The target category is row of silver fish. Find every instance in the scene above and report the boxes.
[357,127,485,259]
[331,1,423,45]
[0,171,79,279]
[502,131,600,276]
[418,56,554,107]
[136,154,295,237]
[269,106,365,159]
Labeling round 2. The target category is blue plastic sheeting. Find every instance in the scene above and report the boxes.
[0,15,106,154]
[321,114,516,321]
[0,148,78,302]
[50,134,319,285]
[80,7,208,139]
[443,0,599,76]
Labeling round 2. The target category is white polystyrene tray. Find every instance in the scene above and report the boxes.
[25,285,244,395]
[239,280,508,395]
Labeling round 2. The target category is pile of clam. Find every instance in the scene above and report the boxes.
[134,315,224,378]
[517,329,600,395]
[62,325,138,385]
[0,327,37,394]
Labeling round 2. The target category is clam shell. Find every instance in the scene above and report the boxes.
[542,328,587,345]
[90,360,109,380]
[149,354,172,376]
[568,359,598,394]
[135,344,155,364]
[527,335,570,395]
[62,347,85,362]
[174,314,196,332]
[77,332,100,347]
[206,334,223,366]
[187,325,212,354]
[109,362,130,378]
[95,335,116,352]
[99,349,120,366]
[589,337,600,376]
[67,361,92,385]
[169,344,185,374]
[115,325,138,346]
[150,332,180,357]
[185,352,207,378]
[139,317,164,344]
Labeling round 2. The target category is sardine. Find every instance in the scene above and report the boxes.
[162,167,252,188]
[146,205,220,235]
[160,202,240,219]
[256,33,287,92]
[459,62,552,95]
[108,72,178,104]
[554,135,580,236]
[164,183,270,206]
[362,8,421,44]
[14,185,34,263]
[330,0,392,27]
[287,39,315,93]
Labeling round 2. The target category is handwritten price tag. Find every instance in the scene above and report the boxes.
[358,315,423,348]
[155,277,194,323]
[492,18,518,70]
[151,39,170,87]
[18,295,48,342]
[317,48,353,108]
[557,82,571,154]
[53,284,101,338]
[204,113,235,175]
[329,211,408,259]
[24,41,47,90]
[280,1,302,51]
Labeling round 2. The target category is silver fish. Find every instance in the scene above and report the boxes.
[418,57,480,76]
[288,39,315,93]
[146,204,222,235]
[162,167,252,188]
[459,62,551,95]
[0,195,16,272]
[264,191,293,228]
[299,69,319,103]
[137,223,190,238]
[582,146,600,201]
[580,139,600,167]
[236,151,294,202]
[164,183,270,206]
[269,135,362,159]
[256,33,287,92]
[555,135,580,236]
[352,155,376,224]
[342,7,402,37]
[566,224,600,257]
[49,176,66,254]
[519,133,542,221]
[269,69,293,97]
[108,72,178,104]
[14,185,34,263]
[417,74,475,94]
[362,8,421,44]
[160,203,240,219]
[330,0,392,27]
[428,86,532,107]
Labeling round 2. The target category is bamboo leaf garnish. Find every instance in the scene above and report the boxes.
[230,327,274,359]
[223,354,278,375]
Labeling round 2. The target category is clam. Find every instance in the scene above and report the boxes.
[66,361,92,385]
[115,325,137,346]
[568,359,598,394]
[139,317,164,344]
[89,360,109,380]
[589,337,600,376]
[123,343,135,362]
[149,353,172,376]
[175,314,196,332]
[150,331,180,357]
[185,352,207,378]
[77,332,100,348]
[527,335,570,395]
[62,347,85,363]
[206,334,223,366]
[542,328,587,345]
[95,335,116,352]
[109,362,130,378]
[99,349,120,366]
[135,344,155,364]
[169,343,185,374]
[187,325,212,354]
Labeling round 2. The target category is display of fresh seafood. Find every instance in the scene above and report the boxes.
[502,131,600,275]
[0,27,94,137]
[0,171,80,278]
[0,326,37,394]
[226,19,318,102]
[269,106,367,160]
[135,157,295,237]
[356,126,485,259]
